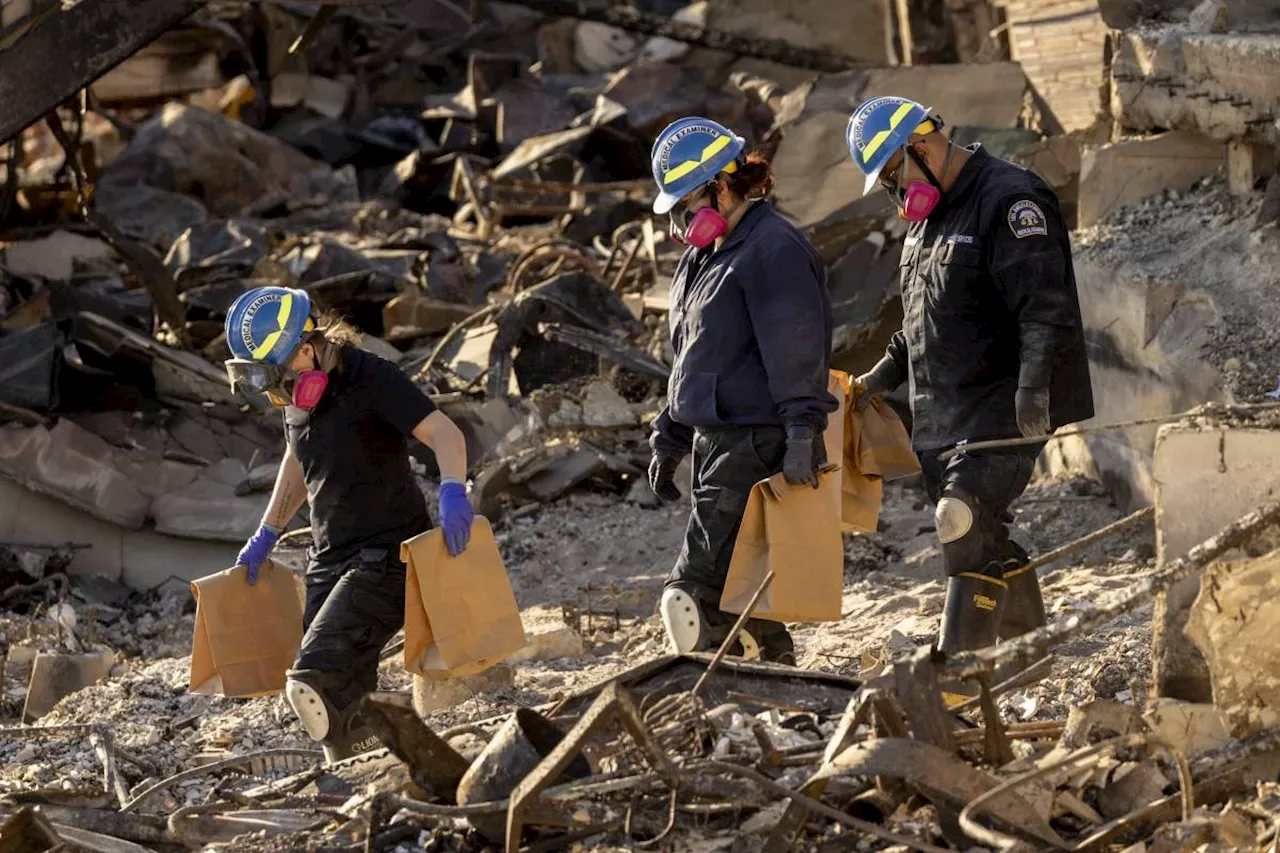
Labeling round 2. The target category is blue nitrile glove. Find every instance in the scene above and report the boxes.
[237,523,282,585]
[438,479,474,557]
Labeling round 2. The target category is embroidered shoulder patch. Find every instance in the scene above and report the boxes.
[1008,199,1048,239]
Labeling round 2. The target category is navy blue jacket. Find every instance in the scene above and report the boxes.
[651,200,838,457]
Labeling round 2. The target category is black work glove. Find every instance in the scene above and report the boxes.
[648,454,682,502]
[1015,387,1051,437]
[783,425,826,488]
[854,357,902,412]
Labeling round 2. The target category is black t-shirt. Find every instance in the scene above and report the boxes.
[285,346,437,565]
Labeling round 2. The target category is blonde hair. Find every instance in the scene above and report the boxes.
[309,311,362,372]
[315,311,362,347]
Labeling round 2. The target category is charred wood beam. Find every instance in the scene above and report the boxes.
[0,0,207,145]
[505,0,863,73]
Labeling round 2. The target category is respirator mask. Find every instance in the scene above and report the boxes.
[885,143,955,223]
[226,346,329,410]
[668,183,732,249]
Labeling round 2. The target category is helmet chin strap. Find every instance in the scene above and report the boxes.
[905,140,957,193]
[710,180,753,231]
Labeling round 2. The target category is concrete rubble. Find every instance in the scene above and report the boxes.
[1,1,1280,852]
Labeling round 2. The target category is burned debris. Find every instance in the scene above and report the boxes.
[6,489,1280,853]
[2,0,1280,852]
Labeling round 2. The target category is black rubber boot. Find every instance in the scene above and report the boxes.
[937,567,1007,708]
[997,560,1047,640]
[991,557,1053,688]
[745,619,797,666]
[323,702,383,764]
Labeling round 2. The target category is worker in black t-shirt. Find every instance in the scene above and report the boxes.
[223,286,473,763]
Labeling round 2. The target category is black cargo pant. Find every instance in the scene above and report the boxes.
[917,444,1044,579]
[666,425,787,605]
[289,546,407,712]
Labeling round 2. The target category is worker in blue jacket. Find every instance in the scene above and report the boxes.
[647,117,838,664]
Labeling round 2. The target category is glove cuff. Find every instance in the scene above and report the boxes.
[261,522,283,537]
[440,479,467,496]
[866,356,905,391]
[785,423,815,441]
[1018,324,1058,388]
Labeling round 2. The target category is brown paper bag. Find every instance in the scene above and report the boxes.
[402,516,527,680]
[841,375,920,532]
[189,560,304,697]
[823,370,848,519]
[720,468,844,623]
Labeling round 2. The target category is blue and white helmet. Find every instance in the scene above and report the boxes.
[225,286,315,365]
[846,96,934,195]
[650,116,746,214]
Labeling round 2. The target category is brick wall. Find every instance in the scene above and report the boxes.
[995,0,1111,131]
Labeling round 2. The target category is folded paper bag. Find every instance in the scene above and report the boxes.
[189,560,304,697]
[402,516,527,680]
[720,467,844,624]
[823,370,847,518]
[840,373,920,532]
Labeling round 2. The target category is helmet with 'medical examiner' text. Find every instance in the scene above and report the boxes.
[649,116,746,215]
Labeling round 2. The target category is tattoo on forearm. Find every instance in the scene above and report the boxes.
[272,480,295,526]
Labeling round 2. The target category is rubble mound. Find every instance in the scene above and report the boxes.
[1,657,309,798]
[1074,170,1280,400]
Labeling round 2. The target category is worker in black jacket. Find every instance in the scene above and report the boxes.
[845,97,1094,683]
[647,117,838,664]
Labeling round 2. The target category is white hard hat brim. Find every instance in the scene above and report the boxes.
[653,190,681,215]
[862,165,883,197]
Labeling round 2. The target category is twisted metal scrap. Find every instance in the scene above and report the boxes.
[959,733,1193,851]
[121,749,323,814]
[506,240,599,294]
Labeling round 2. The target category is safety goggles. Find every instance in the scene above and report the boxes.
[225,358,295,407]
[879,151,904,191]
[878,115,943,191]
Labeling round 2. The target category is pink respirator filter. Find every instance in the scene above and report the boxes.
[900,182,941,222]
[684,207,729,248]
[291,371,329,409]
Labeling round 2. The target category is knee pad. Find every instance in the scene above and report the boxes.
[285,676,336,742]
[936,487,988,578]
[660,588,704,654]
[935,493,975,544]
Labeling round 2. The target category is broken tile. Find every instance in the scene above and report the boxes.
[0,421,150,528]
[22,650,116,722]
[1,231,115,282]
[1143,699,1232,757]
[151,458,269,542]
[581,380,638,428]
